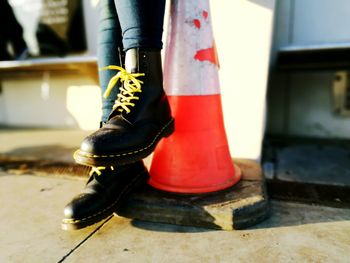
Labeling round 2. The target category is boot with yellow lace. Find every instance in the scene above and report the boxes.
[61,161,148,230]
[74,48,174,166]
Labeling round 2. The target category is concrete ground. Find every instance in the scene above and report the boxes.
[1,129,350,262]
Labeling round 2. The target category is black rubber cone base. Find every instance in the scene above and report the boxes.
[117,159,269,230]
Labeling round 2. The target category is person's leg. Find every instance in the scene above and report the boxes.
[115,0,166,51]
[97,0,124,123]
[74,0,174,167]
[62,0,149,231]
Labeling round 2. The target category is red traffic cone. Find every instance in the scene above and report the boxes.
[149,0,241,194]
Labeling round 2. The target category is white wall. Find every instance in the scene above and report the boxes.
[211,0,275,160]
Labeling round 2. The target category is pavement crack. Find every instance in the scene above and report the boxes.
[57,215,113,263]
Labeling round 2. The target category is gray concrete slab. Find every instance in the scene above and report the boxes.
[263,140,350,206]
[0,173,106,263]
[276,144,350,187]
[65,201,350,263]
[118,160,269,230]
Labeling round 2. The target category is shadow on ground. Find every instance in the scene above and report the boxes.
[127,199,350,233]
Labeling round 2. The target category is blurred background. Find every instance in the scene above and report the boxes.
[1,0,350,178]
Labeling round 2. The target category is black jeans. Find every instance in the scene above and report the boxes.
[97,0,166,122]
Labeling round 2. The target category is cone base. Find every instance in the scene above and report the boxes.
[148,164,242,194]
[118,159,269,230]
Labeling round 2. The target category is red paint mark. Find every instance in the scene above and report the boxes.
[202,11,208,20]
[193,19,201,29]
[194,44,220,67]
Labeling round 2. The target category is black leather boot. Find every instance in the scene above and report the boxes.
[74,48,174,166]
[61,161,148,230]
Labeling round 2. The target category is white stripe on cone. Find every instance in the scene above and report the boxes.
[164,0,220,96]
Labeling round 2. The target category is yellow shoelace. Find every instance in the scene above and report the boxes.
[100,65,145,113]
[89,166,114,176]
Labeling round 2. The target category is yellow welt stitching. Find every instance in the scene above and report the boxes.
[78,118,173,159]
[62,171,144,224]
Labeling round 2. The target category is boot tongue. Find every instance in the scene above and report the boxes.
[107,48,139,120]
[125,48,139,73]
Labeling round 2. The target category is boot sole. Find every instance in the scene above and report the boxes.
[61,171,148,231]
[73,118,174,167]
